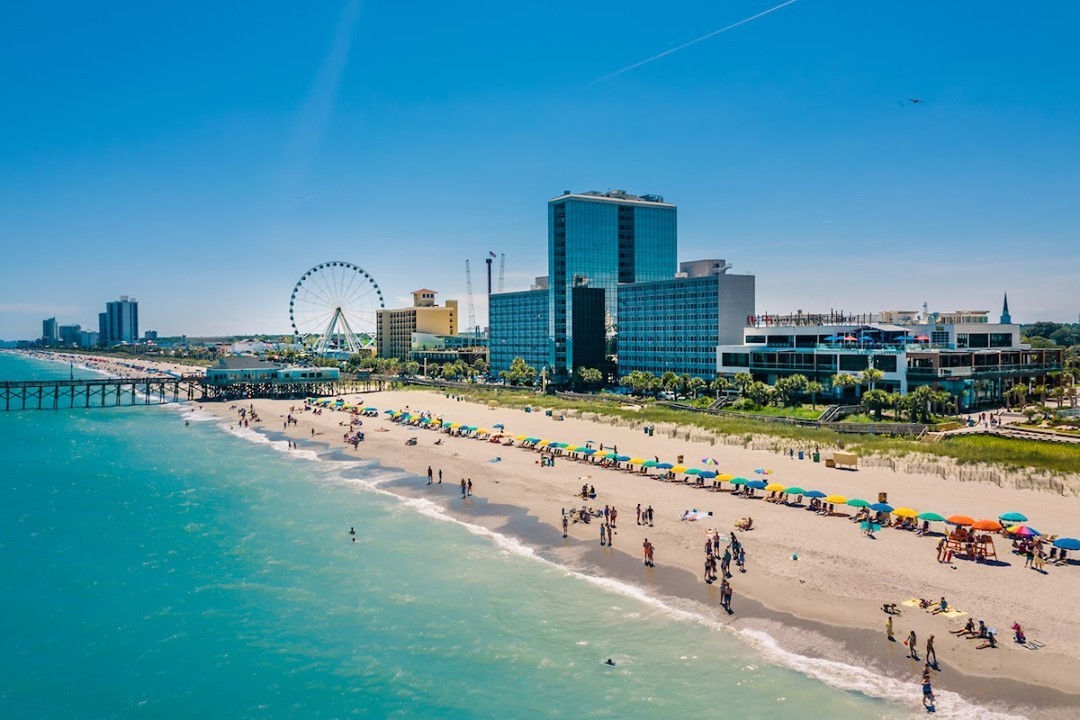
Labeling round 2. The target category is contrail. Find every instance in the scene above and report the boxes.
[589,0,798,85]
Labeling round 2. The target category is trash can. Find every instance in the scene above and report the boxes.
[525,406,531,413]
[812,452,820,463]
[649,426,655,437]
[545,409,552,417]
[798,450,804,460]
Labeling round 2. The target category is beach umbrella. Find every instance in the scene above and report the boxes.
[685,468,702,475]
[869,502,894,513]
[1052,538,1080,551]
[842,335,858,342]
[824,334,841,341]
[915,335,930,341]
[893,507,919,518]
[493,423,505,429]
[614,455,631,462]
[1006,525,1041,538]
[754,468,773,475]
[525,437,540,444]
[917,512,947,522]
[747,479,768,490]
[383,409,395,414]
[598,452,616,459]
[643,460,660,468]
[702,458,719,465]
[514,434,528,441]
[971,519,1002,532]
[846,498,870,508]
[537,440,551,446]
[628,457,646,465]
[765,483,787,493]
[581,448,597,456]
[999,512,1028,523]
[657,462,674,470]
[730,477,749,486]
[947,515,974,526]
[672,465,688,473]
[449,422,462,429]
[826,494,848,504]
[716,474,734,482]
[700,470,717,478]
[475,428,489,434]
[804,490,827,499]
[784,486,807,496]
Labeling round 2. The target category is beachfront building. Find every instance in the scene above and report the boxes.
[376,289,458,361]
[41,317,59,347]
[489,288,550,377]
[715,305,1063,408]
[78,330,99,348]
[548,190,677,376]
[617,260,755,380]
[409,331,488,370]
[204,357,340,385]
[99,296,139,346]
[59,324,81,347]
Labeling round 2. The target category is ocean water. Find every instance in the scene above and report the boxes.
[0,353,991,719]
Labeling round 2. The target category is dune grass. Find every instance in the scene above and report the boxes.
[405,384,1080,475]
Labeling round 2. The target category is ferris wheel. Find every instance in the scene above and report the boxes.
[289,261,385,355]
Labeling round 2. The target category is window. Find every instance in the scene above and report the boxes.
[990,333,1013,348]
[874,355,897,372]
[931,331,949,345]
[839,355,869,371]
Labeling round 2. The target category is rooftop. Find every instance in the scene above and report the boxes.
[549,189,674,207]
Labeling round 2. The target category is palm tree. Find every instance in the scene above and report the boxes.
[806,380,824,410]
[831,373,857,400]
[862,367,884,392]
[687,376,707,398]
[711,376,732,398]
[734,372,754,396]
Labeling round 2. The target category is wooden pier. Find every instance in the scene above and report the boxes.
[0,375,384,411]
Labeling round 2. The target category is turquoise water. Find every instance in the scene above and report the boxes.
[0,353,931,719]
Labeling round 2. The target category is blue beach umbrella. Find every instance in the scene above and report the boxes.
[869,502,894,513]
[701,470,717,479]
[999,512,1028,523]
[657,462,674,469]
[493,423,505,429]
[614,455,631,462]
[1053,538,1080,551]
[804,490,827,499]
[581,448,597,455]
[747,480,768,490]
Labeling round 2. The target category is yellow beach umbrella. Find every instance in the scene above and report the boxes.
[628,457,646,465]
[893,507,919,518]
[715,474,734,482]
[476,428,489,435]
[672,465,687,473]
[765,483,786,493]
[514,434,528,441]
[537,440,551,447]
[450,423,462,429]
[825,494,848,504]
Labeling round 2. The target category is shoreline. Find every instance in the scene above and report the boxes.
[14,352,1080,717]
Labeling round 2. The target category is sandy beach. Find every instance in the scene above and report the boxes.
[31,353,1080,716]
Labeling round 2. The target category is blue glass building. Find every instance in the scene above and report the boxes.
[548,190,677,376]
[489,289,550,377]
[617,261,755,380]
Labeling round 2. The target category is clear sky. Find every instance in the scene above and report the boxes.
[2,1,1078,339]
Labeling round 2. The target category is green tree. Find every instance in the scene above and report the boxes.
[746,381,772,407]
[806,380,824,410]
[711,376,732,398]
[733,372,754,396]
[862,389,891,421]
[675,374,692,399]
[576,366,603,391]
[403,360,420,377]
[660,371,678,395]
[499,357,538,386]
[862,367,885,392]
[687,376,707,398]
[831,373,857,398]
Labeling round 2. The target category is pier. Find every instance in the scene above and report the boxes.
[0,375,384,411]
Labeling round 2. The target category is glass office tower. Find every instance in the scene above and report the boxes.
[489,289,550,377]
[548,190,676,376]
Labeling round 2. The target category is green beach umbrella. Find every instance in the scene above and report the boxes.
[918,512,947,522]
[730,477,749,485]
[784,487,807,496]
[685,468,702,475]
[846,498,871,508]
[999,512,1028,523]
[642,460,659,468]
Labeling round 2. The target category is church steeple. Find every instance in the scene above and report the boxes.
[1000,292,1012,324]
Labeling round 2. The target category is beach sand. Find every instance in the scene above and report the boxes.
[38,355,1080,715]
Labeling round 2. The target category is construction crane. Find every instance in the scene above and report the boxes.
[465,259,477,335]
[498,253,505,292]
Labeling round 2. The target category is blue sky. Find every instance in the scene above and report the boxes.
[2,1,1078,339]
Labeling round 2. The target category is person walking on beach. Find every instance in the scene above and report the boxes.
[926,635,937,666]
[600,523,607,546]
[646,541,655,567]
[606,522,613,547]
[720,579,733,613]
[907,630,918,660]
[885,615,894,641]
[427,466,433,485]
[646,505,654,526]
[643,539,651,566]
[460,479,467,498]
[562,514,569,538]
[921,673,935,709]
[636,503,642,525]
[438,469,442,484]
[467,478,473,497]
[610,507,617,528]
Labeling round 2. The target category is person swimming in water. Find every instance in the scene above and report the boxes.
[604,658,616,667]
